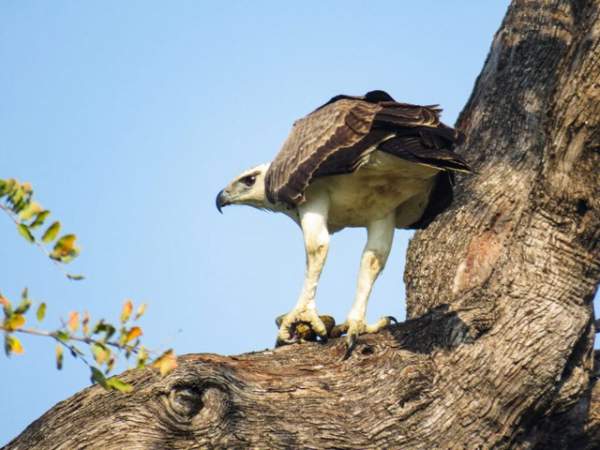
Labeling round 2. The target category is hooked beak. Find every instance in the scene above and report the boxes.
[215,189,230,214]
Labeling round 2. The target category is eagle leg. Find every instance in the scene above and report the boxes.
[276,193,331,347]
[341,212,396,356]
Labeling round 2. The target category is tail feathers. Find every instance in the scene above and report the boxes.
[378,136,471,173]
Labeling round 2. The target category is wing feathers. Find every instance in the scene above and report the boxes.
[378,136,470,172]
[374,104,440,129]
[265,91,469,206]
[265,100,379,204]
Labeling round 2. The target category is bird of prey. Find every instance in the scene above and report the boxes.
[216,90,469,352]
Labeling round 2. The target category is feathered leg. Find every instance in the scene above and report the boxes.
[276,192,331,346]
[340,211,396,356]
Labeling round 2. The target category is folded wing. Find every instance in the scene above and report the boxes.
[264,91,470,207]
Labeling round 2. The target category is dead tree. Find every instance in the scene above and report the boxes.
[4,0,600,448]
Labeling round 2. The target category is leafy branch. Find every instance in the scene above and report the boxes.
[0,178,82,280]
[1,291,177,392]
[1,177,177,391]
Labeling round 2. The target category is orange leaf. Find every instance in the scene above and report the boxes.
[120,300,133,323]
[67,311,79,333]
[134,303,147,320]
[10,336,24,354]
[125,326,142,344]
[0,294,10,307]
[106,355,115,374]
[152,350,177,376]
[82,311,90,336]
[91,343,109,364]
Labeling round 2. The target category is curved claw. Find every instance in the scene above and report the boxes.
[343,332,358,360]
[340,315,397,359]
[275,312,333,346]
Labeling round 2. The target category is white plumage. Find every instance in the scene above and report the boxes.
[216,90,469,353]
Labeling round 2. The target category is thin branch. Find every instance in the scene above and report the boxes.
[1,325,159,357]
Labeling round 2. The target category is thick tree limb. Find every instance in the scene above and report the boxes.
[4,0,600,448]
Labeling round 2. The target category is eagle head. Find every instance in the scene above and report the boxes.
[216,163,271,212]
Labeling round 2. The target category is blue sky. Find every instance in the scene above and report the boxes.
[0,1,517,443]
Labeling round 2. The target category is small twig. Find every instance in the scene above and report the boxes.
[1,325,158,357]
[55,335,93,369]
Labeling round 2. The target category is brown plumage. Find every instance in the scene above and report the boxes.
[217,90,471,347]
[264,90,469,228]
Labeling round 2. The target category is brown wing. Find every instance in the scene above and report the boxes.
[265,91,470,206]
[374,104,469,172]
[264,98,384,205]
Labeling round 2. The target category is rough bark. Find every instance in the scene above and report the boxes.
[4,0,600,448]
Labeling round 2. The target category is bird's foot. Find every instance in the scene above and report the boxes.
[333,316,397,359]
[275,311,335,347]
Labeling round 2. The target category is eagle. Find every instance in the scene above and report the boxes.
[216,90,469,352]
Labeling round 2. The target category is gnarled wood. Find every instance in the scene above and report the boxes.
[4,0,600,448]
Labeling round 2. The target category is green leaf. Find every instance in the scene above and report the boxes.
[50,234,80,262]
[9,187,24,210]
[5,334,24,356]
[14,298,31,315]
[90,367,109,389]
[93,320,108,334]
[18,201,42,221]
[55,330,69,342]
[42,221,61,244]
[105,325,116,342]
[92,320,117,342]
[55,344,64,370]
[36,302,47,322]
[17,224,34,243]
[30,210,50,229]
[4,313,26,331]
[91,343,110,364]
[136,346,149,368]
[4,334,10,356]
[66,274,85,281]
[106,377,133,393]
[1,179,16,198]
[14,288,31,315]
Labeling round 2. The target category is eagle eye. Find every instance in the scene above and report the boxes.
[240,175,256,187]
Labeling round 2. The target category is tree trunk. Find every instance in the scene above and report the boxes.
[4,0,600,448]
